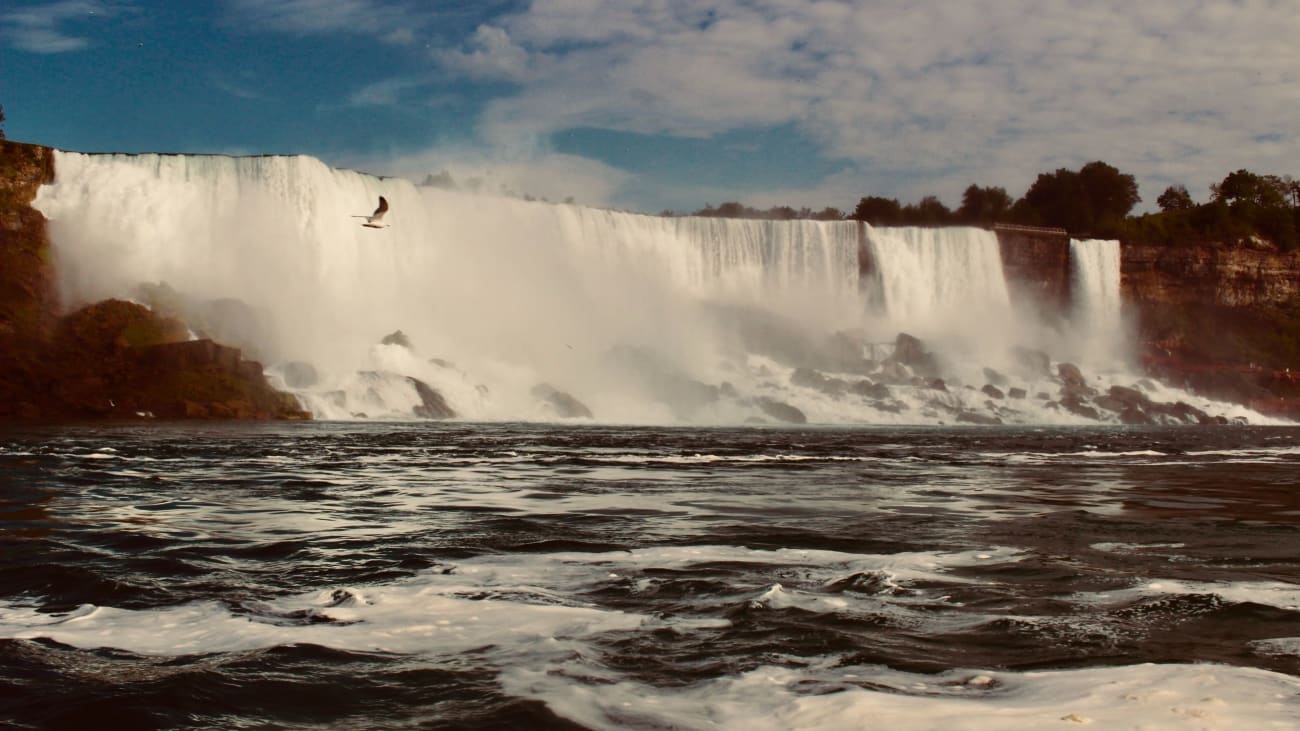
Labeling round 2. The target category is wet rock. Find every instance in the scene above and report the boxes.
[791,367,847,397]
[1119,407,1154,425]
[381,330,412,348]
[892,332,940,377]
[1058,362,1096,399]
[851,381,891,400]
[531,383,593,419]
[981,384,1005,399]
[1108,385,1149,408]
[409,377,455,419]
[755,397,806,424]
[982,367,1009,387]
[1008,387,1027,399]
[956,410,1002,425]
[926,377,947,392]
[1060,395,1100,420]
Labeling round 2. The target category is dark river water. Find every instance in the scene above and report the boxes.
[2,422,1298,730]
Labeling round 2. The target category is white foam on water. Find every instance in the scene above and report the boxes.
[0,544,1021,656]
[1074,579,1300,612]
[503,660,1300,730]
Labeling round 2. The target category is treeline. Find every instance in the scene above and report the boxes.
[684,161,1300,250]
[687,202,846,221]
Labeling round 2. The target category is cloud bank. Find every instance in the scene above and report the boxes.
[434,0,1300,210]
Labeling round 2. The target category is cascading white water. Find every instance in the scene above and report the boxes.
[34,151,866,423]
[1069,238,1125,367]
[32,151,1271,425]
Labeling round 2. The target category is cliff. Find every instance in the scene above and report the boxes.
[993,224,1072,320]
[1121,240,1300,413]
[0,139,310,421]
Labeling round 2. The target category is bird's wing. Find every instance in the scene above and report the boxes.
[372,196,389,219]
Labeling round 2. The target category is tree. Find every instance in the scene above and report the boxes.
[957,184,1013,224]
[1212,169,1289,209]
[1078,161,1141,224]
[851,196,903,225]
[1157,185,1194,212]
[1015,161,1138,234]
[0,104,5,140]
[903,195,953,225]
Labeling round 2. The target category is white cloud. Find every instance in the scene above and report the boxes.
[224,0,422,43]
[1,0,110,53]
[341,144,632,209]
[429,0,1300,209]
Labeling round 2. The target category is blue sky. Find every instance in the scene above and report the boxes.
[3,1,1298,214]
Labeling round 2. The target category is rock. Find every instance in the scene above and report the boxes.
[850,380,891,400]
[926,377,947,392]
[408,377,455,419]
[1108,385,1149,408]
[532,383,593,419]
[1008,387,1027,399]
[755,397,806,424]
[981,384,1005,399]
[1060,395,1100,420]
[381,330,412,348]
[892,332,940,377]
[1057,362,1096,399]
[1119,407,1154,425]
[791,367,847,396]
[956,410,1002,425]
[982,367,1009,386]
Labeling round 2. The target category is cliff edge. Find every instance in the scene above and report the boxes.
[0,139,310,421]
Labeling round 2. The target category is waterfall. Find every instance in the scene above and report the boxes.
[1069,238,1124,366]
[34,151,863,422]
[32,151,1261,424]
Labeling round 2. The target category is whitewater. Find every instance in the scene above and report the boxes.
[32,151,1268,424]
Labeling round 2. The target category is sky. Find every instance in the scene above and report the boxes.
[2,0,1298,215]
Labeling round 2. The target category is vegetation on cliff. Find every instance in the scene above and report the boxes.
[0,139,309,421]
[686,161,1300,254]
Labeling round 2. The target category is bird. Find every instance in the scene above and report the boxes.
[354,196,389,228]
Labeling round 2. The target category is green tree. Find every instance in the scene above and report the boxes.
[902,195,953,225]
[1015,161,1138,235]
[851,196,903,225]
[957,184,1013,224]
[1157,184,1194,211]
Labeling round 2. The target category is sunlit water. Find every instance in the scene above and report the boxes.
[2,422,1299,729]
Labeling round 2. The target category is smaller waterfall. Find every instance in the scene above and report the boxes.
[1069,238,1124,366]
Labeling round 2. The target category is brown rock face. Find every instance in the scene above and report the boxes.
[995,226,1071,321]
[0,140,309,421]
[1123,243,1300,308]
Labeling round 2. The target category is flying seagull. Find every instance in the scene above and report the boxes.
[355,196,389,228]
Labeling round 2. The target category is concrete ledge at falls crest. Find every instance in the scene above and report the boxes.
[0,139,310,422]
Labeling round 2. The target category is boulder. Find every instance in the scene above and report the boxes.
[381,330,412,348]
[892,332,940,377]
[981,384,1005,399]
[409,377,456,419]
[755,397,807,424]
[532,383,593,419]
[982,367,1009,387]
